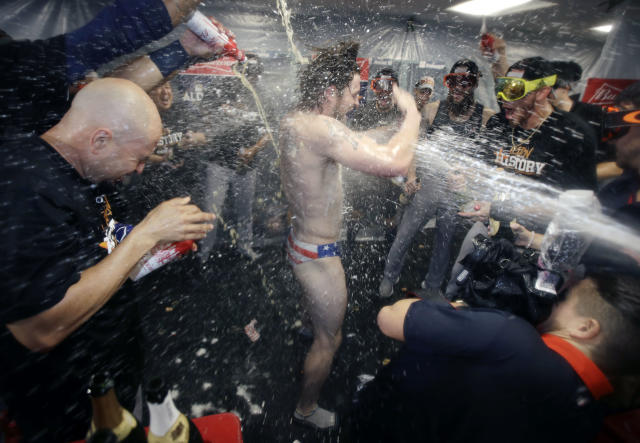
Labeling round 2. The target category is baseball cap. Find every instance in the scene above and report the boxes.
[450,59,481,78]
[415,76,435,91]
[505,57,554,81]
[374,68,399,83]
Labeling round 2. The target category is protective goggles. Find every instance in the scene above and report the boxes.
[443,73,477,89]
[602,106,640,142]
[495,74,557,102]
[370,76,395,93]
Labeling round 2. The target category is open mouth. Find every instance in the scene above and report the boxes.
[502,104,516,120]
[451,91,465,102]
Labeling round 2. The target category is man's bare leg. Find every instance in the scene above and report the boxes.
[293,256,347,427]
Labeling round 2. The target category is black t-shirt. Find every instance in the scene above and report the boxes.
[428,100,485,138]
[485,110,597,189]
[354,299,605,443]
[205,106,267,170]
[349,100,402,131]
[569,96,611,163]
[0,36,70,142]
[571,100,604,136]
[582,171,640,275]
[483,110,597,227]
[0,137,143,442]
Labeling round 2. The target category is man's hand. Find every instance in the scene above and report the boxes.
[180,130,206,148]
[493,36,506,56]
[459,200,491,222]
[136,196,215,247]
[392,83,418,115]
[510,221,531,247]
[510,221,541,250]
[179,28,225,58]
[179,14,236,58]
[404,175,420,195]
[238,147,256,165]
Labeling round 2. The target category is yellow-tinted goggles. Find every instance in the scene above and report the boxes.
[495,74,557,102]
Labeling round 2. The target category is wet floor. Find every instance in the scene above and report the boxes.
[136,224,464,442]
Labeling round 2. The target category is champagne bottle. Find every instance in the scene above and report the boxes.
[86,372,147,443]
[146,377,203,443]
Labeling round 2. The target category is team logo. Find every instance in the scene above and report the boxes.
[623,110,640,124]
[588,82,624,105]
[183,83,204,102]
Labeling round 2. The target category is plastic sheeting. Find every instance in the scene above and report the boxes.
[582,5,640,83]
[206,8,606,108]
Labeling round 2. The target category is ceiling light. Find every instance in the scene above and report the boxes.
[447,0,532,16]
[591,24,613,33]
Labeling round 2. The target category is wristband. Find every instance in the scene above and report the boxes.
[526,230,535,249]
[149,40,191,78]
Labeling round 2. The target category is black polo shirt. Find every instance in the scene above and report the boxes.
[0,137,143,442]
[353,299,608,443]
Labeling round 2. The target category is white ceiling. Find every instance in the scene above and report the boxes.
[214,0,626,43]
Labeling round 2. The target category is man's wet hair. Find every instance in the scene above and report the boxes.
[551,61,582,89]
[297,41,360,111]
[614,81,640,107]
[577,273,640,374]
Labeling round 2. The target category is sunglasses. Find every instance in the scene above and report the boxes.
[602,106,640,142]
[495,74,557,102]
[370,77,394,93]
[444,73,477,89]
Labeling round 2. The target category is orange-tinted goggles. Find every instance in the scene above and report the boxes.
[370,77,394,93]
[602,106,640,142]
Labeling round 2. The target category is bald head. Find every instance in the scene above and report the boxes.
[46,78,163,183]
[68,77,162,141]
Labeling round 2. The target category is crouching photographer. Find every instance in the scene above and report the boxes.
[448,190,602,325]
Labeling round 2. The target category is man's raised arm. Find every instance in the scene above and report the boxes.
[318,84,421,177]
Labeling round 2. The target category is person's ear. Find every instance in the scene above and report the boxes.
[536,86,551,102]
[324,85,337,99]
[90,128,113,155]
[570,317,601,340]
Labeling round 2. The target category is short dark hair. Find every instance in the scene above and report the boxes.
[551,61,582,89]
[297,41,360,111]
[450,59,481,78]
[373,67,398,83]
[614,81,640,107]
[577,273,640,374]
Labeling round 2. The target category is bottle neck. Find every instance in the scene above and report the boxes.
[90,389,125,430]
[148,391,182,437]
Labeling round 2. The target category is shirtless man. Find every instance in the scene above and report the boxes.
[279,41,420,429]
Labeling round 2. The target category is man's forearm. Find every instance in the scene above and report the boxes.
[162,0,200,26]
[65,0,175,82]
[109,56,164,92]
[7,230,155,351]
[386,109,421,175]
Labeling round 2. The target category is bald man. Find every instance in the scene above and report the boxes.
[0,78,214,443]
